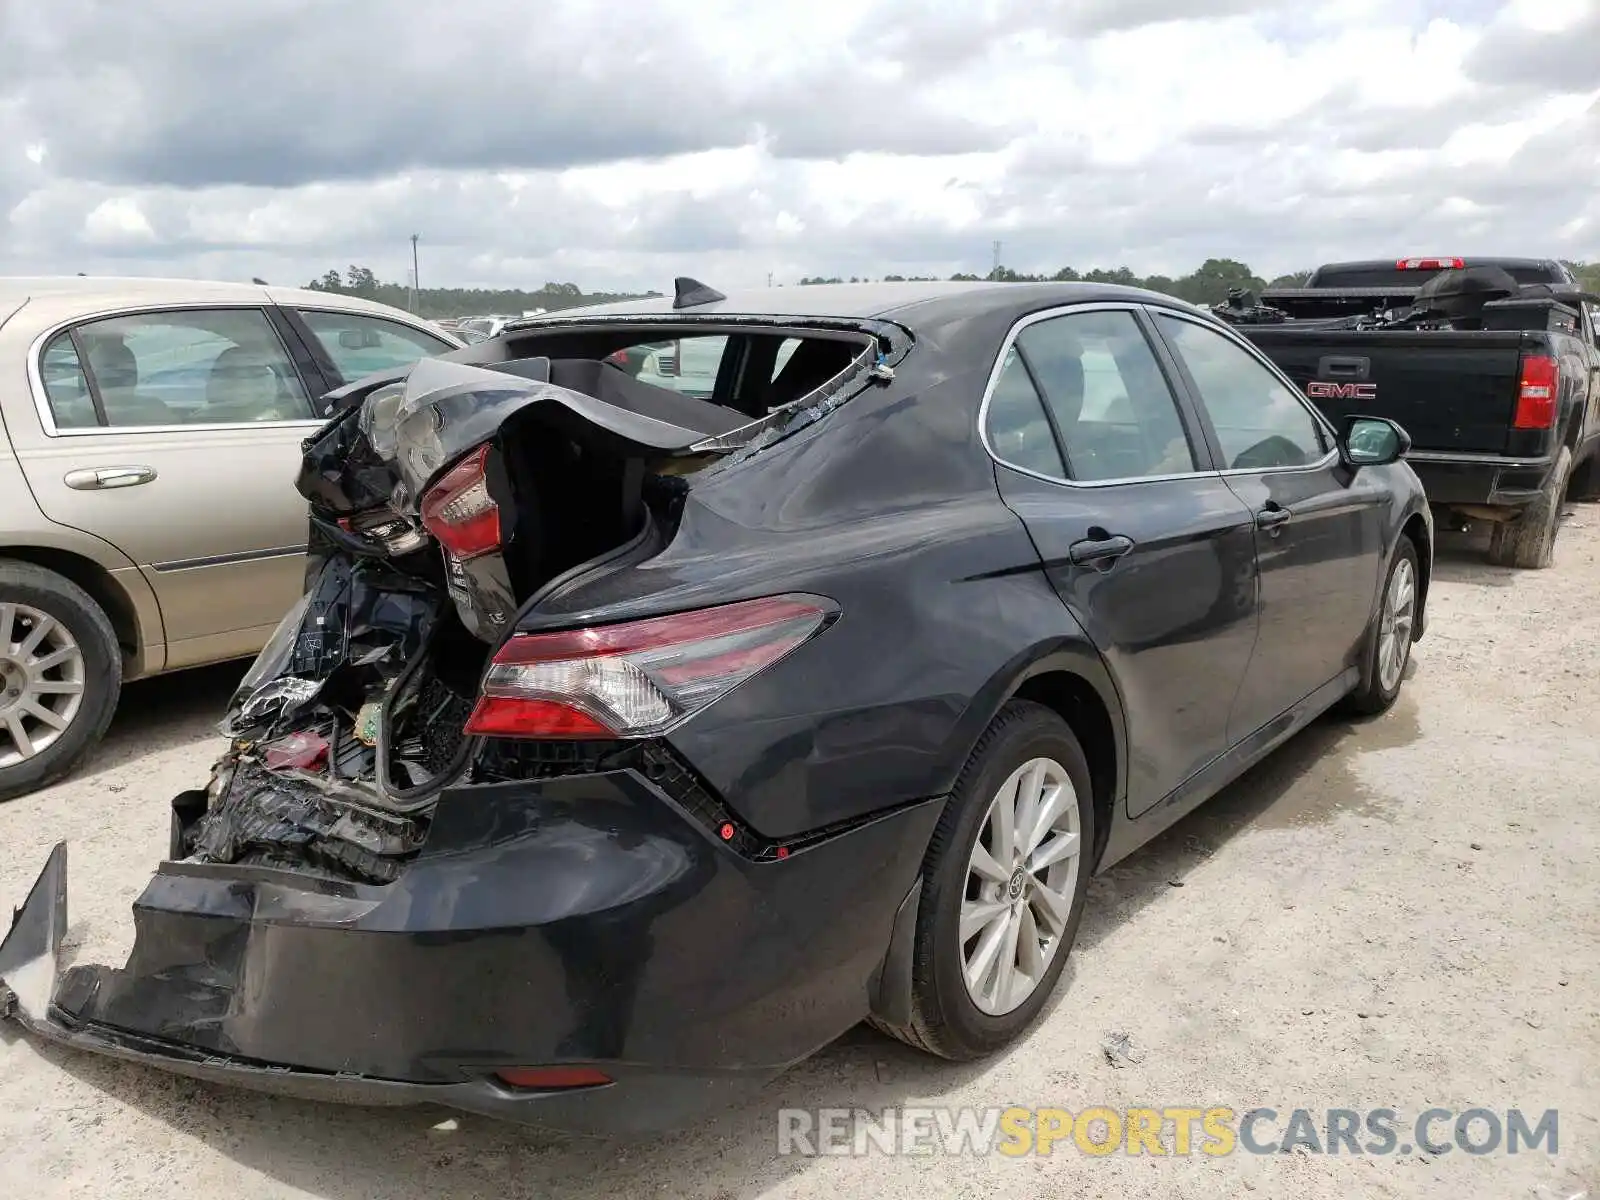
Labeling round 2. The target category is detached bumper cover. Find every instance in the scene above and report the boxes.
[0,770,941,1133]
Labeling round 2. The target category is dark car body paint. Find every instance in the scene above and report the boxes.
[0,281,1432,1132]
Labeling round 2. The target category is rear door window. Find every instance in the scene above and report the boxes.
[1015,309,1200,482]
[40,308,315,428]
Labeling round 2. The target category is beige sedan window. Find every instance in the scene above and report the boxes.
[42,308,314,428]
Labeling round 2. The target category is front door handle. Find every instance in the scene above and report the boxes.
[63,466,157,491]
[1256,504,1291,534]
[1069,533,1135,570]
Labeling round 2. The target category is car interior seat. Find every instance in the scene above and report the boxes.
[81,335,174,427]
[206,346,302,422]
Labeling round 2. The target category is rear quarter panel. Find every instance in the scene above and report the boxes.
[526,355,1122,841]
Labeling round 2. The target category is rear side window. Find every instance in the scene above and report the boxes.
[298,310,454,382]
[984,347,1068,479]
[40,308,314,428]
[39,340,99,428]
[627,335,729,401]
[1015,310,1199,482]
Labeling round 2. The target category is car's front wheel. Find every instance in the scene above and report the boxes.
[877,700,1095,1060]
[0,560,122,802]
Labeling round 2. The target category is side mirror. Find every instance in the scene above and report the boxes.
[1339,415,1410,468]
[338,328,382,350]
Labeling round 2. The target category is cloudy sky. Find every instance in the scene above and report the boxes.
[2,0,1596,292]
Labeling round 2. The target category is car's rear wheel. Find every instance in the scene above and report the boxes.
[1487,446,1570,569]
[0,560,122,802]
[1340,536,1419,716]
[876,700,1094,1060]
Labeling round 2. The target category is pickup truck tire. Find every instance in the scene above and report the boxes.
[1487,446,1571,570]
[0,559,122,803]
[1341,536,1419,716]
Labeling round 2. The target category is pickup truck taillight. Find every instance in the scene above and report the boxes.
[1513,356,1559,429]
[464,595,835,739]
[420,445,501,560]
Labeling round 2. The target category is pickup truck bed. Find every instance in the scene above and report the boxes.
[1226,258,1600,568]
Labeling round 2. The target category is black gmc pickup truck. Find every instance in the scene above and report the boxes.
[1216,257,1600,568]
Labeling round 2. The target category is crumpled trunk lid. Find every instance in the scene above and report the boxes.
[183,354,734,884]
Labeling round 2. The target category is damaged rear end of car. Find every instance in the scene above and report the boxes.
[0,310,933,1133]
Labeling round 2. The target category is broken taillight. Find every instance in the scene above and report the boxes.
[1396,257,1465,270]
[1513,355,1559,429]
[464,594,835,739]
[420,445,500,560]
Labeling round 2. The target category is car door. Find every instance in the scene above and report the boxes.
[983,304,1260,817]
[1150,309,1389,743]
[286,307,458,385]
[17,305,330,670]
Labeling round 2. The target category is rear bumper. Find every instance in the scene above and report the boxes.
[0,769,942,1133]
[1407,451,1556,510]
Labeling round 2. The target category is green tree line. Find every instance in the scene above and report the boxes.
[804,258,1293,305]
[303,266,658,319]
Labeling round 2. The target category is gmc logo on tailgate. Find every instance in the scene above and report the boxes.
[1307,381,1377,401]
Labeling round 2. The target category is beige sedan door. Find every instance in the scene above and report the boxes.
[14,306,324,670]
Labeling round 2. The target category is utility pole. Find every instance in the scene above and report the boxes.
[410,234,421,311]
[991,239,1002,279]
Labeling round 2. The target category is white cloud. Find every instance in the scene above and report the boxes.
[1,0,1596,290]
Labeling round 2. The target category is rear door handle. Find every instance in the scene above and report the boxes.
[63,465,157,490]
[1068,533,1134,570]
[1256,505,1291,534]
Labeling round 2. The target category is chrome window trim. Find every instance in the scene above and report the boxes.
[26,301,335,438]
[976,300,1223,489]
[1150,307,1343,477]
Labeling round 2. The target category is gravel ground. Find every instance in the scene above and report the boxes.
[2,521,1597,1200]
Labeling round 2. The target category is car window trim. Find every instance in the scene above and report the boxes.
[976,300,1219,489]
[291,305,459,386]
[62,326,109,427]
[27,302,328,438]
[1147,306,1342,478]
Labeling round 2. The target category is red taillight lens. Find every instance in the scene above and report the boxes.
[1396,257,1465,270]
[1514,355,1558,429]
[494,1066,612,1090]
[464,594,835,739]
[419,445,500,560]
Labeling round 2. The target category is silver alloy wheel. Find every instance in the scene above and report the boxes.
[1377,557,1416,693]
[0,603,87,770]
[960,756,1082,1017]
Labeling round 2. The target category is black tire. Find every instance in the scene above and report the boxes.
[872,700,1095,1060]
[1487,446,1571,569]
[1340,536,1420,716]
[0,559,122,802]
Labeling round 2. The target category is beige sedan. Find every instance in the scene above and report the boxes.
[0,277,460,799]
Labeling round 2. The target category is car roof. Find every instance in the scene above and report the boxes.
[529,280,1204,331]
[0,275,444,337]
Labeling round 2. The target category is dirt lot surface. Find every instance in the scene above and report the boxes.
[2,522,1597,1200]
